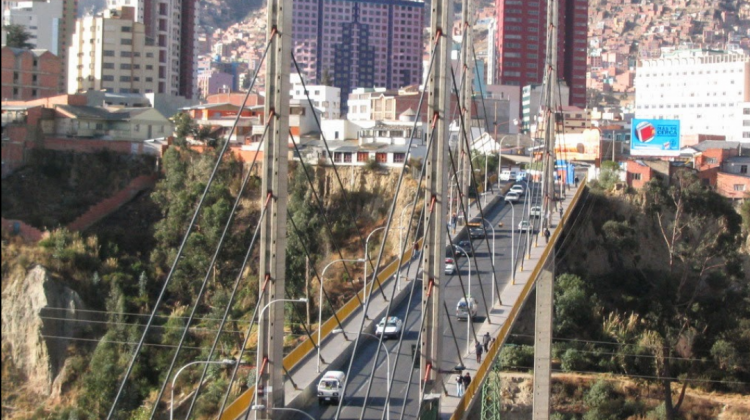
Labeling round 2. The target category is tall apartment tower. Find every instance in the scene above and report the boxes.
[68,7,160,94]
[494,0,587,109]
[2,0,78,92]
[107,0,198,98]
[291,0,424,110]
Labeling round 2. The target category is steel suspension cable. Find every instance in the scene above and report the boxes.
[183,191,274,419]
[106,31,278,420]
[290,52,387,302]
[332,32,442,420]
[288,131,363,306]
[448,66,494,317]
[149,117,269,420]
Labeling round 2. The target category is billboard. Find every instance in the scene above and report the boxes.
[554,129,600,161]
[631,119,681,156]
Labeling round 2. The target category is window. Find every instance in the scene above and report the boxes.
[357,152,369,162]
[631,173,642,181]
[734,184,746,192]
[102,75,115,81]
[741,165,748,174]
[120,76,131,82]
[375,153,387,163]
[121,26,131,32]
[121,63,132,70]
[103,62,115,69]
[343,153,352,163]
[393,153,405,163]
[120,51,132,57]
[103,50,115,56]
[705,157,717,164]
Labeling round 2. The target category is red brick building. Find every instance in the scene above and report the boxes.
[625,159,673,189]
[1,47,62,101]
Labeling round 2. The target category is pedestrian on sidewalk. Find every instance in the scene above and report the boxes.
[543,228,551,244]
[456,372,464,396]
[574,176,580,187]
[475,341,483,363]
[463,372,472,389]
[482,332,491,353]
[559,205,563,219]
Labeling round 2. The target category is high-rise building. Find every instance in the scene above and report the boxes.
[108,0,198,98]
[634,50,750,142]
[2,0,77,92]
[494,0,587,108]
[291,0,424,111]
[68,7,160,95]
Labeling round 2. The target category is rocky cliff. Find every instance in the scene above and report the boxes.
[1,265,87,397]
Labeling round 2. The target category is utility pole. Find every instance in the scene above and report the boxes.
[255,0,291,416]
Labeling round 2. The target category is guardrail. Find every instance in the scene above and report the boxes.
[220,240,422,420]
[450,179,588,419]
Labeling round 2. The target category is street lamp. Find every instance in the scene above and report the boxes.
[364,226,386,305]
[318,258,364,372]
[255,298,308,409]
[507,201,516,285]
[453,245,472,355]
[480,219,497,306]
[171,359,235,420]
[331,329,391,420]
[250,405,316,420]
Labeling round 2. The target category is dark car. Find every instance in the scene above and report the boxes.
[457,240,473,256]
[469,228,485,239]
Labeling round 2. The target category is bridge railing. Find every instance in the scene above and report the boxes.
[450,180,587,419]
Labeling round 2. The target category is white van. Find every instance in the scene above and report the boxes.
[318,370,346,405]
[456,296,478,321]
[499,170,517,181]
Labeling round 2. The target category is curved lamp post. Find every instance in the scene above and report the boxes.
[255,298,308,409]
[318,258,364,373]
[453,245,472,355]
[171,359,236,420]
[364,226,386,305]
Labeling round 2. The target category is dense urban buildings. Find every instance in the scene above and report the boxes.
[108,0,198,98]
[68,7,160,95]
[494,0,587,109]
[291,0,424,109]
[634,50,750,142]
[1,47,61,100]
[2,0,77,92]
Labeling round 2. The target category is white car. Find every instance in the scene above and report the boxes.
[510,184,525,195]
[530,206,542,218]
[375,316,403,339]
[504,192,521,202]
[456,296,478,321]
[518,220,532,232]
[445,258,456,275]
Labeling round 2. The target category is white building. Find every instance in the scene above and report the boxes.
[68,7,160,95]
[738,102,750,142]
[290,74,341,119]
[634,50,750,142]
[108,0,199,98]
[346,87,391,121]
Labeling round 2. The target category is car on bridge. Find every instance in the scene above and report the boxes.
[510,184,525,196]
[518,220,533,232]
[504,192,521,203]
[469,228,485,239]
[375,316,403,339]
[318,371,345,405]
[530,206,542,218]
[457,240,473,255]
[445,258,456,275]
[456,296,478,321]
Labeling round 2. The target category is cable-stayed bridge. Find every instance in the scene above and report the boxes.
[103,0,581,417]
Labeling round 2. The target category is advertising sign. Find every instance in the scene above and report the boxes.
[554,129,600,161]
[631,119,681,156]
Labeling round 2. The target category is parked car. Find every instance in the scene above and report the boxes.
[318,371,346,405]
[456,296,479,321]
[504,192,521,203]
[530,206,542,218]
[518,220,532,232]
[375,316,403,339]
[445,258,456,275]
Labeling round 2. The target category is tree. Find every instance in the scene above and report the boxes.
[598,160,621,190]
[4,24,33,49]
[320,68,333,86]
